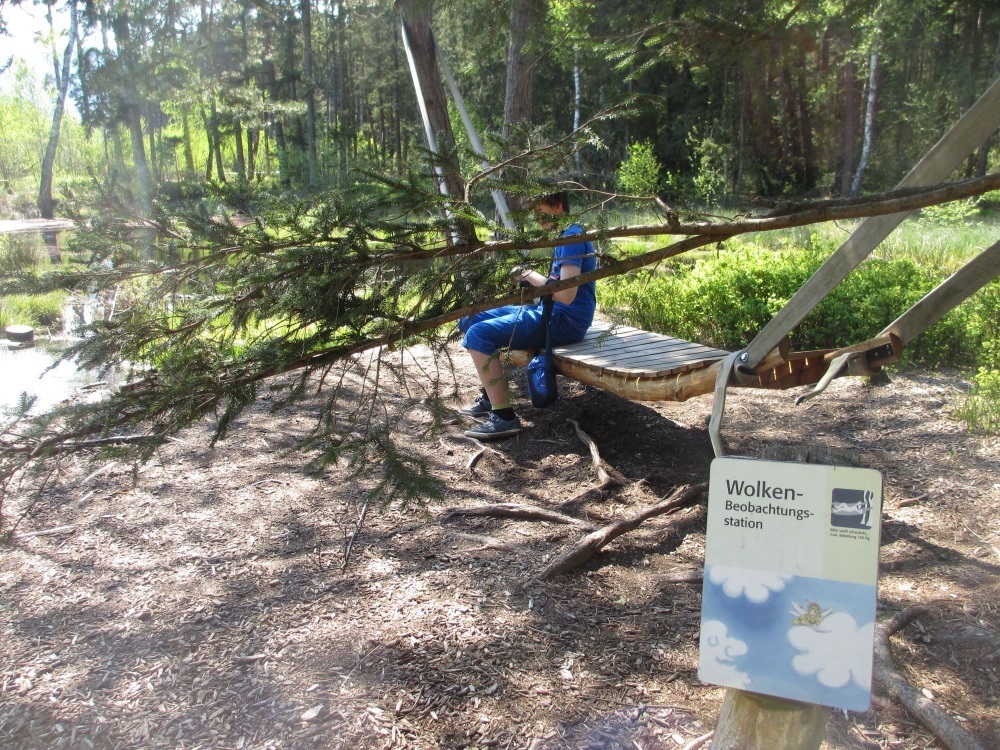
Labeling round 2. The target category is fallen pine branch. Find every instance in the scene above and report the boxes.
[1,433,161,456]
[873,605,986,750]
[441,502,597,530]
[532,482,708,581]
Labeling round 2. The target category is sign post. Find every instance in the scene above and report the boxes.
[700,456,883,746]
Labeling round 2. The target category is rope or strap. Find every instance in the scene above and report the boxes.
[736,76,1000,379]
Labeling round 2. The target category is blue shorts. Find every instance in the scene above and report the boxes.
[459,304,590,355]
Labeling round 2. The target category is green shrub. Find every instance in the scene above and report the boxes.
[598,245,982,368]
[617,141,663,197]
[955,368,1000,433]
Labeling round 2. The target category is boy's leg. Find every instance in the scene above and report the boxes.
[469,349,510,408]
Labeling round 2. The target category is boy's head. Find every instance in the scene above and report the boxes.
[535,190,570,215]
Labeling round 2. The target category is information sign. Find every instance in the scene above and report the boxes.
[698,457,883,711]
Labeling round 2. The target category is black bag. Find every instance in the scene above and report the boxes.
[526,295,558,408]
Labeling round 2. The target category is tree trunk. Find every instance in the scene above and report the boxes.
[504,0,534,142]
[234,120,247,181]
[202,106,214,181]
[181,110,196,175]
[851,49,880,197]
[840,58,859,196]
[247,128,257,181]
[394,0,462,200]
[976,29,1000,177]
[797,53,817,191]
[38,0,78,219]
[573,46,583,180]
[302,0,318,187]
[210,98,226,182]
[112,14,153,216]
[502,0,535,213]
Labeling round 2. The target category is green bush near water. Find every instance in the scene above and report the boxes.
[0,292,67,331]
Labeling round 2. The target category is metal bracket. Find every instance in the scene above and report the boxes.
[794,351,853,406]
[708,351,742,458]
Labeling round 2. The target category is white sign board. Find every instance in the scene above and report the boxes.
[699,457,883,711]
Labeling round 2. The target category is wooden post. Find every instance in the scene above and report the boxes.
[712,691,828,750]
[709,444,862,749]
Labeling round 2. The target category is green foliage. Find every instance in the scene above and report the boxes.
[0,291,67,330]
[917,199,979,227]
[955,280,1000,433]
[955,368,1000,434]
[617,140,662,197]
[598,243,982,368]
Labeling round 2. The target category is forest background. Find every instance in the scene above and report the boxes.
[2,0,999,212]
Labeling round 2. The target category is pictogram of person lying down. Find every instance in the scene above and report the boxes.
[830,489,874,529]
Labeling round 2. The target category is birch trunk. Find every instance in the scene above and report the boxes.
[38,1,78,220]
[851,49,880,197]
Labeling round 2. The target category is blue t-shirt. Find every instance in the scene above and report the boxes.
[548,223,597,331]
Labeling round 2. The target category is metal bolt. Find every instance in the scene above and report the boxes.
[739,351,749,362]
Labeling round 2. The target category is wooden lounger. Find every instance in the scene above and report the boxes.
[507,322,834,402]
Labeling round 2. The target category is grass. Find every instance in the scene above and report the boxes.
[0,291,67,331]
[600,203,999,272]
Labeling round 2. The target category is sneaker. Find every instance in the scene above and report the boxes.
[459,392,492,416]
[464,412,523,440]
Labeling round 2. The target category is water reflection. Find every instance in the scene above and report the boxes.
[0,338,121,415]
[1,228,119,415]
[0,228,75,273]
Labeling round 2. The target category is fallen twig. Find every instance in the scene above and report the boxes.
[896,492,929,508]
[653,568,704,585]
[342,498,370,570]
[533,482,708,580]
[441,502,597,530]
[1,433,161,456]
[15,524,76,539]
[440,434,506,472]
[682,731,714,750]
[874,605,986,750]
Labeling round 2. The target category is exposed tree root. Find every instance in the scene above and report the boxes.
[531,482,708,581]
[439,435,508,472]
[441,502,598,530]
[564,418,626,503]
[874,606,986,750]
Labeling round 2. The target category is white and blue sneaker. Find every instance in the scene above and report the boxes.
[464,412,523,440]
[459,392,493,416]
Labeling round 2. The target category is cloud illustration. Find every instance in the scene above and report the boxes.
[708,565,791,603]
[788,612,874,689]
[699,620,751,688]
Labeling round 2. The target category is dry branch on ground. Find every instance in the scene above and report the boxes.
[533,482,708,581]
[874,606,987,750]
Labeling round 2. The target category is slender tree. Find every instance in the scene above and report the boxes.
[38,0,78,219]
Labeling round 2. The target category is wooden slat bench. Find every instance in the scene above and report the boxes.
[507,322,834,402]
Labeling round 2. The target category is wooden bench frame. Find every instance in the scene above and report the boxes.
[506,322,840,403]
